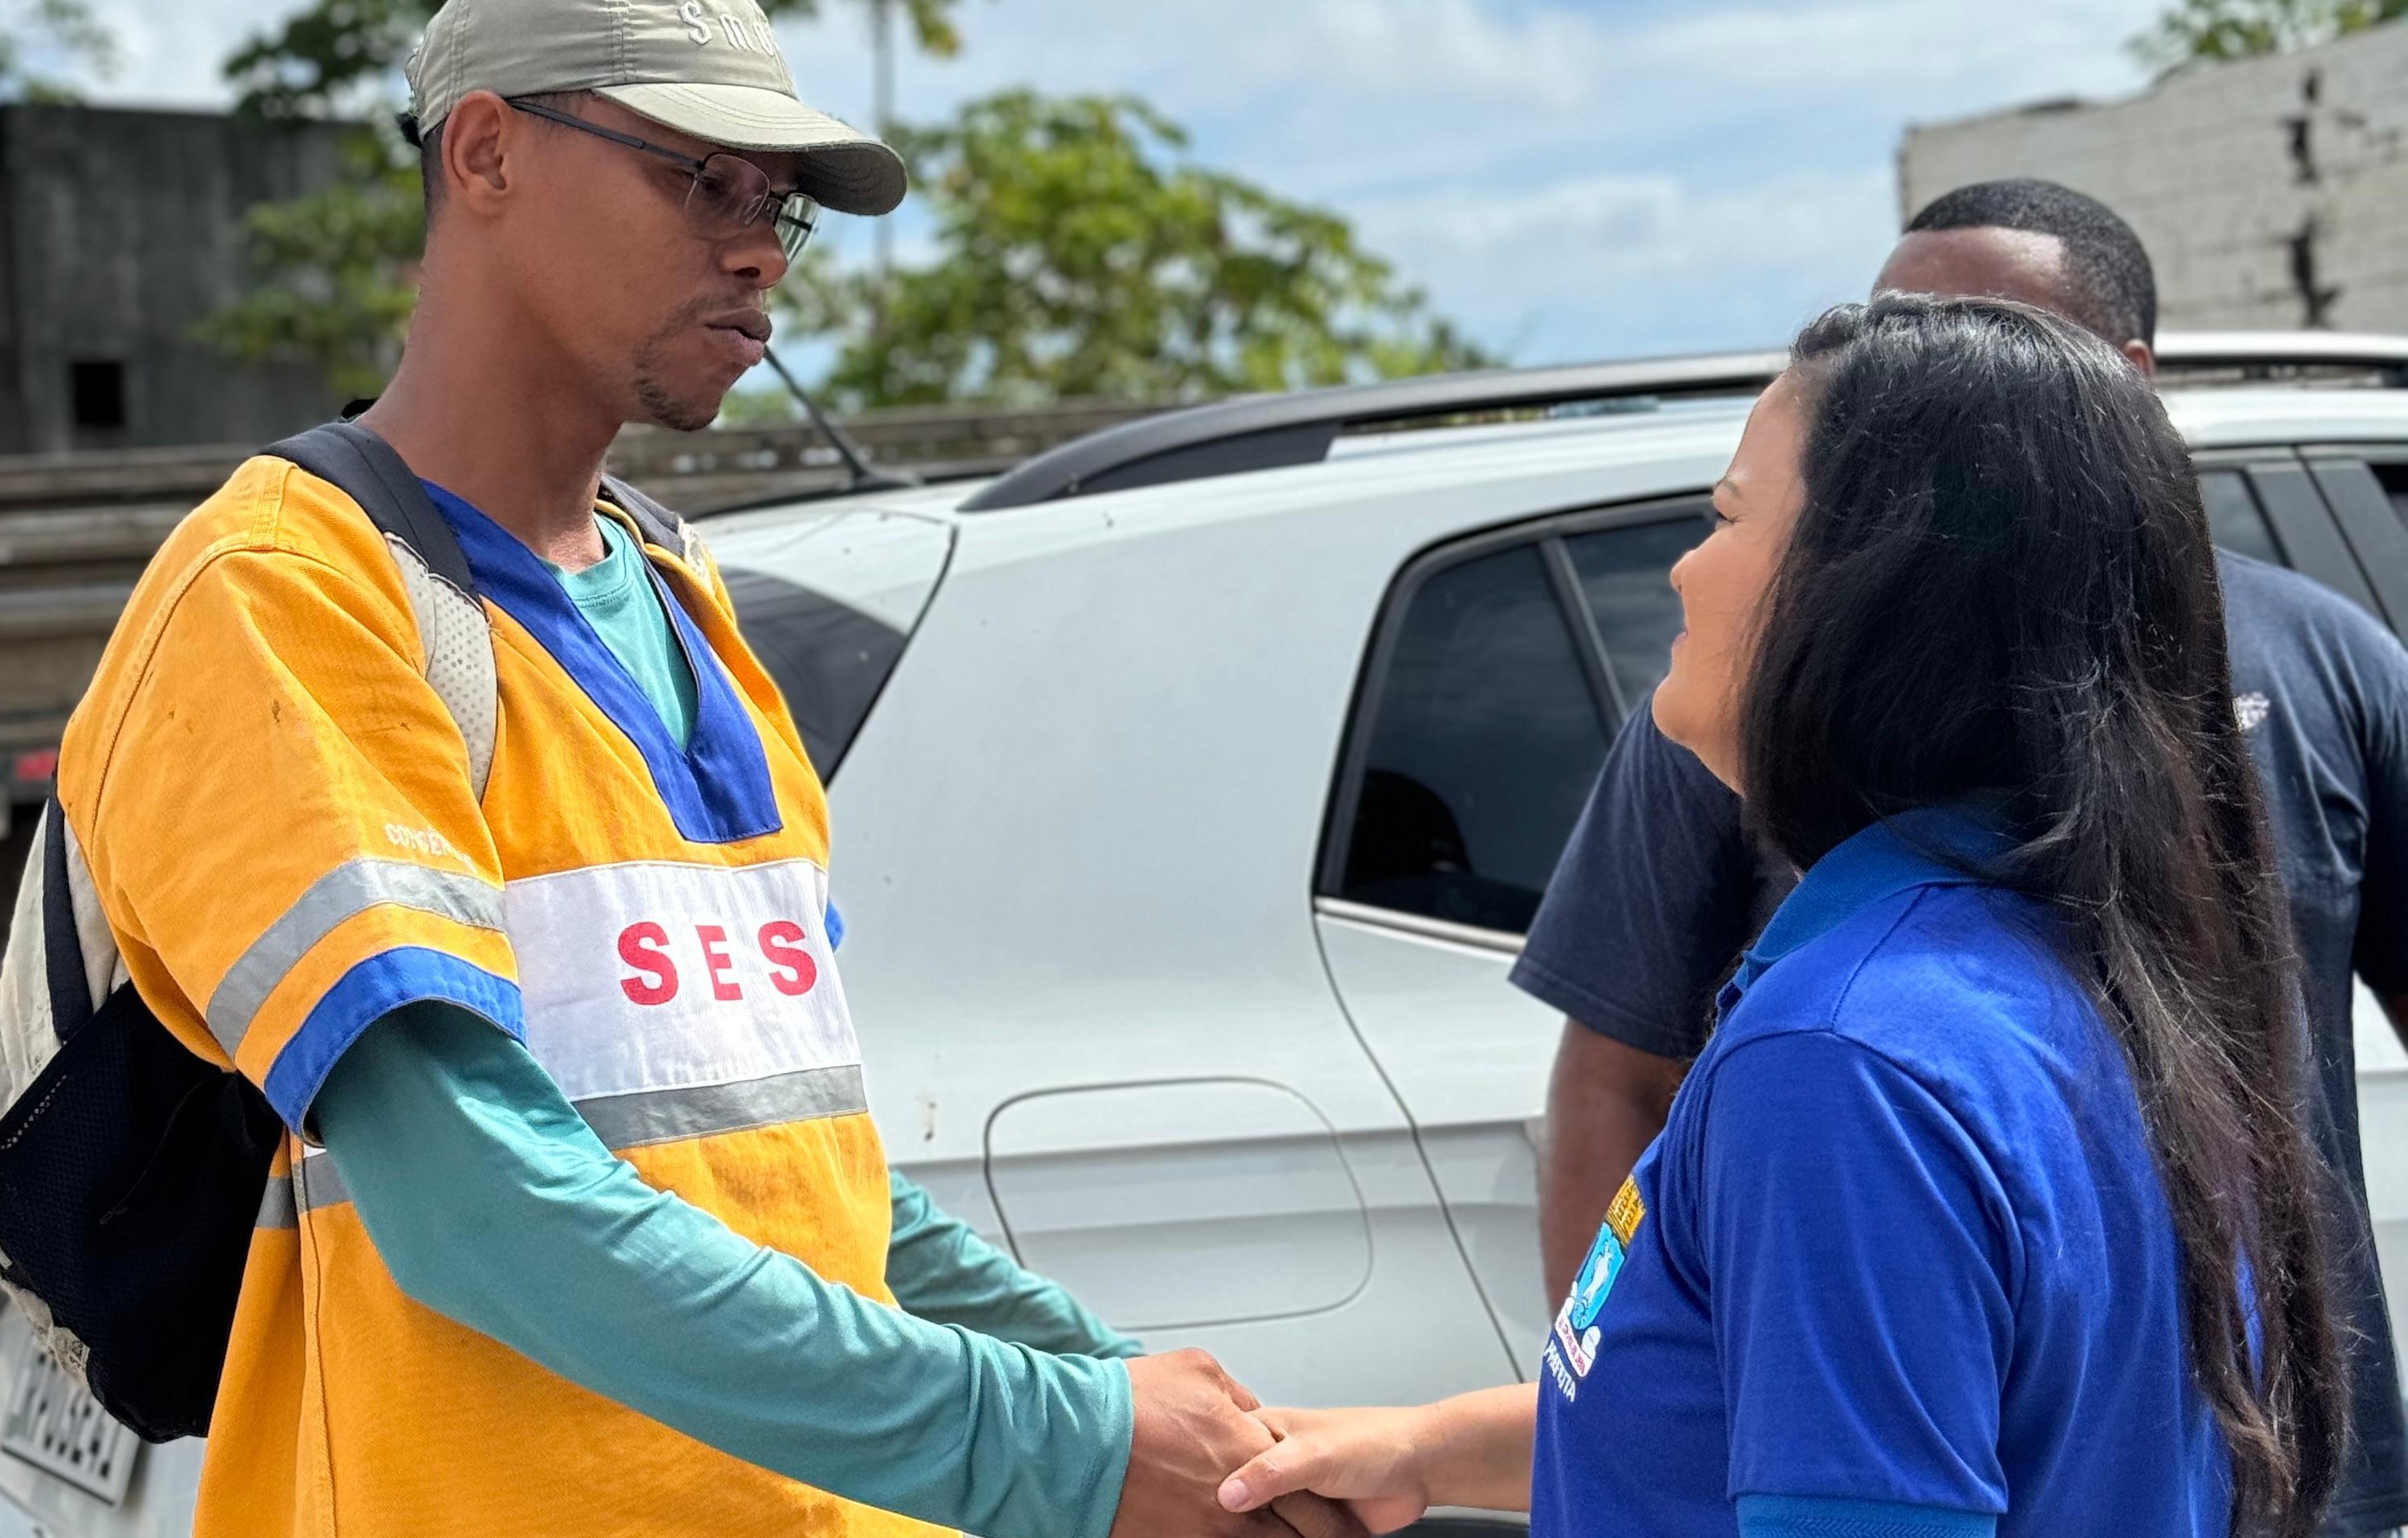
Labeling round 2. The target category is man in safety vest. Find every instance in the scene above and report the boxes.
[56,0,1349,1533]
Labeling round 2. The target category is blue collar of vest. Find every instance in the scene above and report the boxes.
[1724,806,2016,1010]
[418,478,783,847]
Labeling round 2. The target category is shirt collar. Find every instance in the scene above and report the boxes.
[1721,806,2017,1014]
[542,514,641,606]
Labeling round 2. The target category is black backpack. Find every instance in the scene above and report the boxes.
[0,422,695,1441]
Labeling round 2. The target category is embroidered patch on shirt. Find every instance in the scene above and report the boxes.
[1544,1176,1648,1400]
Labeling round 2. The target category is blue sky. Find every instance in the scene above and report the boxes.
[88,0,2172,365]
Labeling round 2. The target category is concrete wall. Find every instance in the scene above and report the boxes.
[1899,23,2408,334]
[0,104,355,455]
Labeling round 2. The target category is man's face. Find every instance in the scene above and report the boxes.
[487,97,809,430]
[1873,225,2153,374]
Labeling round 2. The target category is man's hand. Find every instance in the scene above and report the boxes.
[1110,1350,1366,1538]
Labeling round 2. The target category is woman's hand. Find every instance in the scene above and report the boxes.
[1220,1384,1539,1530]
[1216,1406,1436,1534]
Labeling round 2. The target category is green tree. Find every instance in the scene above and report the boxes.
[0,0,116,103]
[2131,0,2405,70]
[189,127,424,400]
[788,90,1493,409]
[203,0,961,396]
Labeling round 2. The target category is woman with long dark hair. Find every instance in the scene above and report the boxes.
[1215,293,2345,1538]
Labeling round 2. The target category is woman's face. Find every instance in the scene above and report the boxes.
[1652,371,1810,791]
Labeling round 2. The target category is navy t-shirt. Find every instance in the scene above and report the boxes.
[1514,550,2408,1532]
[1532,812,2228,1538]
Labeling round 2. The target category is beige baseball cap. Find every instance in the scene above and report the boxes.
[405,0,906,216]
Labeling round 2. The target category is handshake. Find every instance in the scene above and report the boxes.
[1108,1350,1438,1538]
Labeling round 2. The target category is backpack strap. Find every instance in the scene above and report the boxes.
[602,474,707,571]
[268,423,476,601]
[263,423,498,799]
[39,798,91,1043]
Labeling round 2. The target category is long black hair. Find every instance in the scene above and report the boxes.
[1740,293,2343,1537]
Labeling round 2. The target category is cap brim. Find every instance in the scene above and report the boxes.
[595,82,906,217]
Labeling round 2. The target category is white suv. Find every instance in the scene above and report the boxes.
[5,338,2406,1535]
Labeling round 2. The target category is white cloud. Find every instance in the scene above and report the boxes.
[1238,0,1617,113]
[1623,0,2153,104]
[84,0,302,107]
[1380,165,1890,285]
[1352,163,1898,358]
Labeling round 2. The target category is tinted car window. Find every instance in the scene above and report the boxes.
[2374,460,2408,527]
[2201,469,2286,567]
[1337,543,1608,933]
[1563,514,1705,714]
[709,507,952,783]
[720,568,906,779]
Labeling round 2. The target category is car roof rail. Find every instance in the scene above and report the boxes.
[960,330,2408,513]
[959,350,1789,512]
[2155,330,2408,372]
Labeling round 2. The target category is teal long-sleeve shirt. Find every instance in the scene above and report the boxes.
[885,1163,1145,1360]
[315,1005,1140,1538]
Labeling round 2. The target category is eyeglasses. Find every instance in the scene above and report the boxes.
[508,99,819,262]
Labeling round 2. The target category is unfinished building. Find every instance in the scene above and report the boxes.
[1900,24,2408,333]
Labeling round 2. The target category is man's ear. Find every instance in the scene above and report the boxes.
[2122,338,2157,378]
[440,91,518,217]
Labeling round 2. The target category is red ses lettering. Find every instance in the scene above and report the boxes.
[695,925,744,1002]
[759,920,818,997]
[618,922,679,1006]
[615,919,821,1006]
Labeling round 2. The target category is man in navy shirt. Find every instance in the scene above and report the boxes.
[1516,179,2408,1536]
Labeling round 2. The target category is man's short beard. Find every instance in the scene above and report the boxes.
[630,306,728,432]
[634,366,718,431]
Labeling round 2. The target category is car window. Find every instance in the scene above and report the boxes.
[2201,469,2286,567]
[1563,513,1706,714]
[719,569,906,779]
[708,507,953,782]
[1334,542,1609,933]
[2374,460,2408,528]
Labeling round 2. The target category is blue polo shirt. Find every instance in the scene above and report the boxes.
[1532,810,2230,1538]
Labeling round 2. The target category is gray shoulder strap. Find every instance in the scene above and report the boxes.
[263,423,497,799]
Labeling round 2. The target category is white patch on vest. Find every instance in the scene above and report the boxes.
[505,859,858,1105]
[2236,692,2271,733]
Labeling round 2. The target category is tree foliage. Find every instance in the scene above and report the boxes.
[0,0,116,103]
[850,0,964,60]
[189,127,424,400]
[788,90,1493,409]
[2131,0,2405,70]
[223,0,430,119]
